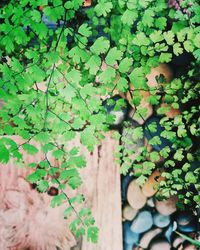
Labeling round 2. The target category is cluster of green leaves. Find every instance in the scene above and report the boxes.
[0,0,199,243]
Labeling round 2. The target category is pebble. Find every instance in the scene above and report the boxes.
[124,243,133,250]
[130,211,153,234]
[103,95,129,127]
[127,180,147,210]
[150,240,171,250]
[155,196,178,215]
[146,64,173,88]
[173,236,185,248]
[122,119,144,161]
[178,223,197,233]
[139,228,162,248]
[176,212,194,226]
[121,174,133,202]
[171,53,193,67]
[183,244,197,250]
[147,198,155,208]
[159,103,181,119]
[42,15,58,30]
[123,221,140,245]
[123,204,138,221]
[164,223,174,242]
[142,170,164,197]
[83,0,91,7]
[153,213,170,228]
[144,116,173,151]
[175,212,197,233]
[127,90,153,124]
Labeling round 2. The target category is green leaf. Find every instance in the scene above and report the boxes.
[94,2,113,17]
[155,17,167,30]
[136,175,148,186]
[119,57,133,73]
[142,9,154,27]
[163,31,175,45]
[150,30,164,43]
[51,193,66,207]
[149,151,160,162]
[66,69,81,84]
[22,144,38,155]
[0,145,10,164]
[116,77,129,92]
[35,132,50,143]
[53,149,65,159]
[173,43,183,56]
[182,163,190,172]
[183,41,194,52]
[68,155,86,168]
[75,227,85,238]
[193,49,200,61]
[90,37,110,55]
[78,23,92,37]
[3,124,14,135]
[87,226,99,243]
[177,30,186,42]
[68,175,82,189]
[129,67,147,90]
[172,21,187,33]
[64,206,73,219]
[185,172,197,184]
[85,55,101,75]
[80,126,97,151]
[98,66,116,84]
[133,33,150,46]
[149,136,162,147]
[105,47,123,66]
[27,169,46,183]
[31,10,41,22]
[193,33,200,48]
[11,58,24,72]
[159,53,172,63]
[37,180,49,192]
[60,84,77,102]
[174,149,184,161]
[121,9,138,26]
[60,168,79,180]
[2,36,14,53]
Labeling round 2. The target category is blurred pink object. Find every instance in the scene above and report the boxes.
[0,158,76,250]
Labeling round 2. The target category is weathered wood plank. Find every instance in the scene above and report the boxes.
[76,132,123,250]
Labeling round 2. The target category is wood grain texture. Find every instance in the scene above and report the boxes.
[71,132,123,250]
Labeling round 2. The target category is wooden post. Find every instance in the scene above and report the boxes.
[71,132,123,250]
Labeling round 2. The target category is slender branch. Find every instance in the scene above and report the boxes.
[49,109,86,132]
[43,63,56,130]
[44,154,85,226]
[55,66,92,113]
[43,10,67,130]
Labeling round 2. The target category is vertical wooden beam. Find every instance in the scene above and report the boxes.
[74,132,123,250]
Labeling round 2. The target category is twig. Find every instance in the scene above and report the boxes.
[48,109,86,132]
[43,10,67,130]
[44,154,85,226]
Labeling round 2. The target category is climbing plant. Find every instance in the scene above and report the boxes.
[0,0,199,243]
